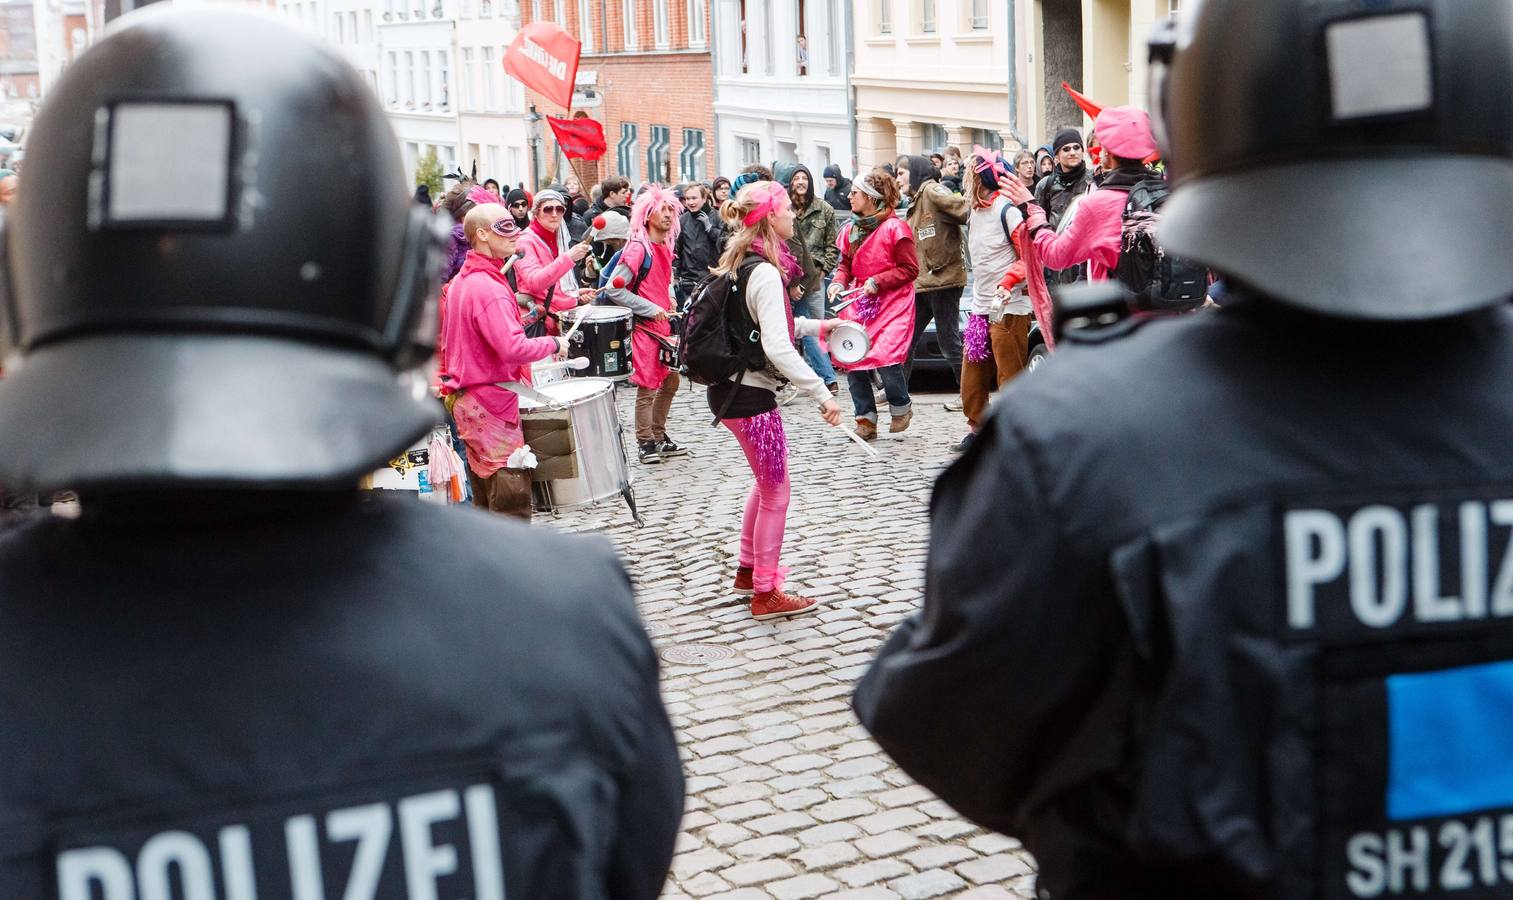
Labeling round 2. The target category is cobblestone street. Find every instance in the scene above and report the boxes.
[549,380,1039,899]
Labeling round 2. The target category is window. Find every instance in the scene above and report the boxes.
[334,12,345,42]
[877,0,891,34]
[404,51,415,106]
[555,0,565,23]
[530,0,540,19]
[506,77,525,112]
[969,0,988,30]
[654,0,669,47]
[420,51,433,107]
[762,1,774,72]
[387,51,399,104]
[739,136,761,166]
[687,0,705,45]
[679,128,706,182]
[1167,0,1181,17]
[508,147,523,184]
[816,143,830,168]
[361,10,372,40]
[622,0,637,49]
[487,145,501,181]
[646,125,670,183]
[480,0,492,15]
[617,122,639,181]
[971,128,1003,151]
[482,47,497,109]
[919,0,935,33]
[921,123,948,152]
[461,0,474,15]
[439,51,451,108]
[827,0,840,75]
[795,0,808,75]
[462,48,475,109]
[578,0,594,49]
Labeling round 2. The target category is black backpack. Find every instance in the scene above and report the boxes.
[1114,177,1209,312]
[679,254,767,421]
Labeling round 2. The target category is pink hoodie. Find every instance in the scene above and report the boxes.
[1021,186,1129,350]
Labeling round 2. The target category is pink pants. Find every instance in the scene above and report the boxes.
[723,413,791,593]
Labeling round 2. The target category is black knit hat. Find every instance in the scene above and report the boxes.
[1052,128,1083,154]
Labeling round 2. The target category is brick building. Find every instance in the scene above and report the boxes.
[519,0,715,189]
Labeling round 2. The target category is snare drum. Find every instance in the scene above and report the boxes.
[827,321,871,367]
[561,306,632,380]
[518,378,632,513]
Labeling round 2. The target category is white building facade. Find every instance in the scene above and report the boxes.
[711,0,852,177]
[852,0,1018,167]
[453,0,527,189]
[376,0,462,181]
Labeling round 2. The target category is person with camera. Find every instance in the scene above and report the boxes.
[856,0,1513,897]
[0,11,683,897]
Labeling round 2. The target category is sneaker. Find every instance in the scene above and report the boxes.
[889,409,914,434]
[854,418,877,441]
[658,436,689,457]
[638,441,663,464]
[943,398,964,412]
[949,432,975,453]
[751,588,822,621]
[733,566,754,597]
[778,384,800,406]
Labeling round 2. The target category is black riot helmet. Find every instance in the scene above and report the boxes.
[0,7,447,493]
[1151,0,1513,320]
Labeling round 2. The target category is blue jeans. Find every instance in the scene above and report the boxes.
[847,364,911,423]
[794,291,836,385]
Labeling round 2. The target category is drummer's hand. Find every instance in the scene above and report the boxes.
[577,288,595,305]
[650,309,669,323]
[994,285,1011,302]
[553,337,571,358]
[827,282,844,302]
[862,279,879,296]
[820,399,842,427]
[999,179,1034,206]
[568,242,591,262]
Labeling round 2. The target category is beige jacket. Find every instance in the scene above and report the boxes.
[904,179,971,292]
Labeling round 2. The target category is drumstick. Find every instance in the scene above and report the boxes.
[839,425,880,458]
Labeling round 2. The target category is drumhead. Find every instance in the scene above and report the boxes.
[563,305,632,323]
[828,323,870,365]
[518,377,614,410]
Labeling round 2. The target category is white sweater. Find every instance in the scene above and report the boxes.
[733,262,832,405]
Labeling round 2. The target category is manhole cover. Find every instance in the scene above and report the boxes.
[643,622,673,637]
[659,643,737,665]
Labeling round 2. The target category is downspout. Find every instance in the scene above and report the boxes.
[1005,0,1028,148]
[844,0,857,172]
[708,0,721,176]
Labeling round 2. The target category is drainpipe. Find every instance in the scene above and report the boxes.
[844,0,857,172]
[1004,0,1029,149]
[708,0,721,176]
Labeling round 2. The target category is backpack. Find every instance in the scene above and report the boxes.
[679,255,767,422]
[596,238,655,293]
[1114,177,1209,312]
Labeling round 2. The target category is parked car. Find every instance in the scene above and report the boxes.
[909,285,1050,382]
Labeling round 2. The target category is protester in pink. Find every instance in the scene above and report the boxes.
[440,203,568,519]
[711,181,843,620]
[826,169,919,441]
[1001,106,1161,350]
[601,186,686,464]
[514,188,590,337]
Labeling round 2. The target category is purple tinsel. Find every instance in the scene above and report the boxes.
[442,223,468,283]
[964,313,990,363]
[743,409,788,487]
[852,291,882,325]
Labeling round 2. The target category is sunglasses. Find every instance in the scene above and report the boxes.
[1061,144,1084,152]
[539,205,566,214]
[509,201,527,208]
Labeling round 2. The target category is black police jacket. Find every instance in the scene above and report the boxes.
[0,492,683,899]
[856,300,1513,900]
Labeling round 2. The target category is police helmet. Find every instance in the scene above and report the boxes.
[0,8,446,492]
[1153,0,1513,320]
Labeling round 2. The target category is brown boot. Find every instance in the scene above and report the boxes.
[889,408,914,434]
[733,566,754,597]
[854,418,877,441]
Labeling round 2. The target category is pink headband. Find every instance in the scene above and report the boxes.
[743,182,790,227]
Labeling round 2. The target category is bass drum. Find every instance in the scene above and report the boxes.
[561,306,632,381]
[518,378,637,519]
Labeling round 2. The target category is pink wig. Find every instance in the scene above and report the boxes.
[628,186,683,248]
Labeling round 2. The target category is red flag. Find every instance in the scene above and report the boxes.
[504,21,581,110]
[1060,82,1105,120]
[547,116,607,160]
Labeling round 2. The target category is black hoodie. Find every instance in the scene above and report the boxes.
[822,164,852,213]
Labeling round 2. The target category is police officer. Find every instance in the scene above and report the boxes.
[0,9,682,898]
[854,1,1513,897]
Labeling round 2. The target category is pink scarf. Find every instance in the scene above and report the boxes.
[752,237,804,291]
